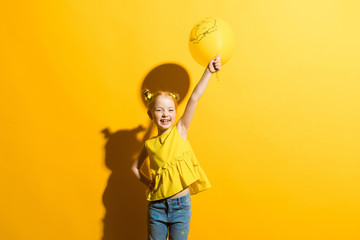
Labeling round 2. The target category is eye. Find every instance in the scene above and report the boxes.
[169,109,174,112]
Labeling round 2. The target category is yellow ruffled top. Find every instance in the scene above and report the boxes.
[145,125,211,201]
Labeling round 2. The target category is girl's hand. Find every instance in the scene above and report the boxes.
[148,180,155,190]
[207,55,221,73]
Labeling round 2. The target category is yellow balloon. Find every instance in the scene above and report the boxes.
[188,17,235,66]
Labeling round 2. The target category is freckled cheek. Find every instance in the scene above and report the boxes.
[154,113,162,120]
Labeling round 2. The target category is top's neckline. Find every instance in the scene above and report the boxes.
[158,126,174,144]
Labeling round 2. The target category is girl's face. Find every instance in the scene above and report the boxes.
[151,95,177,134]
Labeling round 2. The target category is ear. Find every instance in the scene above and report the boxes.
[147,110,153,120]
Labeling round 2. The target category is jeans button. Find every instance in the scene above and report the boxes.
[169,200,172,202]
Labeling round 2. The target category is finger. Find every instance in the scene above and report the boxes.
[212,55,219,61]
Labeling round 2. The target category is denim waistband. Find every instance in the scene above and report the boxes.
[150,192,190,204]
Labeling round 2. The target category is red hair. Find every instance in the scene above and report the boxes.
[142,89,180,111]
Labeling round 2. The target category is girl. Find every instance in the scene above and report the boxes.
[131,56,221,240]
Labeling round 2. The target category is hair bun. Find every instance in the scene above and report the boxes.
[142,89,153,101]
[169,92,180,101]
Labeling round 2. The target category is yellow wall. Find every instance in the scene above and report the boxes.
[1,0,360,239]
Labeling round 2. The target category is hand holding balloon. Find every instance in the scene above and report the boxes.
[208,55,221,73]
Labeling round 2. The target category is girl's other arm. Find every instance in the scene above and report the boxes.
[178,55,221,137]
[131,146,153,187]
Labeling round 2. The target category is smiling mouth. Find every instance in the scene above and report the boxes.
[160,119,170,124]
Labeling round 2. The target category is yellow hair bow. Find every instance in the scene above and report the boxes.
[144,92,153,101]
[169,92,176,99]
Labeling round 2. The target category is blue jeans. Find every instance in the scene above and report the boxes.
[148,193,191,240]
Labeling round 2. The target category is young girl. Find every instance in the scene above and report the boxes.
[131,56,221,240]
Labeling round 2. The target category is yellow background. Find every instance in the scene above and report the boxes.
[1,0,360,239]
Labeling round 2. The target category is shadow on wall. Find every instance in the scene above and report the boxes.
[101,63,190,240]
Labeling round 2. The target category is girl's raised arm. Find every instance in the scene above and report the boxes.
[177,55,221,139]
